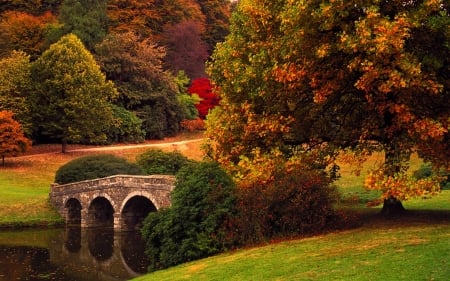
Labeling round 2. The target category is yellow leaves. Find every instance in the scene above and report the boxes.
[272,63,307,87]
[364,166,441,204]
[316,44,331,58]
[412,119,447,141]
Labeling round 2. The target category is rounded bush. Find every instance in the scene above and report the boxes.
[55,154,144,184]
[136,149,194,175]
[141,161,237,271]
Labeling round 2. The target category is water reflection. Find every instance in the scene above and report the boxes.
[0,228,149,281]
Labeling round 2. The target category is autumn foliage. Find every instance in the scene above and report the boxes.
[188,78,220,119]
[207,0,450,212]
[0,110,31,165]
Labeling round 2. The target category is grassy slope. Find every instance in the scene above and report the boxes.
[132,151,450,281]
[133,208,450,281]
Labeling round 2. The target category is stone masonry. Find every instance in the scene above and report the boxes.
[50,175,175,230]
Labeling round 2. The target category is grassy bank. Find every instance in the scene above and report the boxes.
[132,204,450,281]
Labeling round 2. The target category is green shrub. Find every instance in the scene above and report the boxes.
[141,161,237,271]
[107,105,145,143]
[55,154,144,184]
[233,165,338,244]
[136,149,194,175]
[413,163,450,190]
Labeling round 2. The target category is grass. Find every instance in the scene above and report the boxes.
[132,210,450,281]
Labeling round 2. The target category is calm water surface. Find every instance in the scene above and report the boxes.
[0,227,149,281]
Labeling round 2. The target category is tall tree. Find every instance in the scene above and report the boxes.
[207,0,449,213]
[95,32,184,138]
[31,34,117,152]
[47,0,108,50]
[0,11,57,59]
[196,0,232,52]
[107,0,205,38]
[0,110,31,165]
[0,51,33,134]
[162,20,209,79]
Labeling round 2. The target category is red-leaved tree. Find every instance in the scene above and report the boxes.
[188,77,219,119]
[0,110,31,165]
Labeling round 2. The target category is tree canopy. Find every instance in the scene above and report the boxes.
[207,0,449,212]
[31,33,117,152]
[95,31,184,139]
[48,0,109,51]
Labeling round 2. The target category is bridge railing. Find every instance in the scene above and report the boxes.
[50,174,176,196]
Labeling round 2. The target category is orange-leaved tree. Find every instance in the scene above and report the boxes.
[0,110,31,165]
[207,0,449,214]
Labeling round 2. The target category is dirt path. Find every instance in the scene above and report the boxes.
[15,138,204,159]
[67,138,203,152]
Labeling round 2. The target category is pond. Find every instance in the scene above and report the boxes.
[0,227,149,281]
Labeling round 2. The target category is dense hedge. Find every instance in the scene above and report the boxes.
[141,161,237,271]
[55,154,144,184]
[136,149,194,175]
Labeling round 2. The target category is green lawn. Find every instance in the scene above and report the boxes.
[0,156,63,226]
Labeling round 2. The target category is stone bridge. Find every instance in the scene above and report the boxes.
[50,175,175,230]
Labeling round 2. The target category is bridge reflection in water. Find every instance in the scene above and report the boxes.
[50,227,150,280]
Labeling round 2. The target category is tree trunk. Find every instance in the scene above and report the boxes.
[381,196,405,216]
[61,139,67,153]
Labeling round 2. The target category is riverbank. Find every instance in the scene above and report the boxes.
[132,205,450,281]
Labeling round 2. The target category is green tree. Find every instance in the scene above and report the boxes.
[31,33,117,152]
[0,51,32,134]
[47,0,108,50]
[174,71,200,120]
[95,32,184,138]
[0,110,31,166]
[207,0,449,214]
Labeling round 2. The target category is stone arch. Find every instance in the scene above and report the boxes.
[87,195,115,228]
[64,197,82,225]
[120,191,161,212]
[120,192,158,230]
